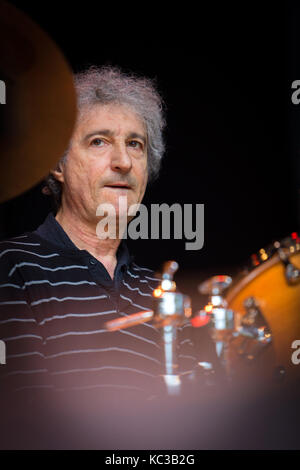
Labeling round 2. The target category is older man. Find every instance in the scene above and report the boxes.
[0,66,198,411]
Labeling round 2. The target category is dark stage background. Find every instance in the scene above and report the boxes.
[1,3,299,307]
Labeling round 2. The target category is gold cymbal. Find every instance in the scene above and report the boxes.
[0,1,77,203]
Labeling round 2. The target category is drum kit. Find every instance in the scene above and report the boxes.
[1,1,300,399]
[106,238,300,396]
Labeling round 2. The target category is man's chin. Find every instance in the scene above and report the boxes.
[96,195,138,212]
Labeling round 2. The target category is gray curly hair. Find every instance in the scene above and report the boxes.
[44,65,166,209]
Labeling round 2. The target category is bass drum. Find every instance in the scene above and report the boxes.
[225,234,300,387]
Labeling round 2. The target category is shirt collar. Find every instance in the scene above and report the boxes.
[33,212,131,269]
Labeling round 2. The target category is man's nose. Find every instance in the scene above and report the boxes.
[110,142,132,173]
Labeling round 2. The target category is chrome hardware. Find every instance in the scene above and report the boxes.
[153,261,192,396]
[198,275,234,334]
[237,324,271,344]
[198,275,234,377]
[211,307,234,332]
[197,276,273,375]
[285,263,300,284]
[198,275,232,296]
[106,260,191,396]
[161,260,179,280]
[232,296,272,363]
[236,296,272,345]
[274,241,300,285]
[153,261,191,327]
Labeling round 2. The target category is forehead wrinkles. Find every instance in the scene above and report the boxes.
[77,103,146,136]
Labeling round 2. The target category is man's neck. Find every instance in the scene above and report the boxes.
[55,207,121,280]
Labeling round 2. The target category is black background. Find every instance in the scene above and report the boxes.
[1,2,299,304]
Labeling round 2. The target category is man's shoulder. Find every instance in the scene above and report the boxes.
[0,231,49,255]
[0,231,56,282]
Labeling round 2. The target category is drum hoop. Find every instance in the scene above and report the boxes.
[225,251,300,303]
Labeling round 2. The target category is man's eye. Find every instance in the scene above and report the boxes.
[128,140,143,149]
[91,138,104,147]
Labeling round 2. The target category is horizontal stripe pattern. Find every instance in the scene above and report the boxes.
[0,229,197,399]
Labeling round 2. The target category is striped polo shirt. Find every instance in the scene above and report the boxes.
[0,213,197,405]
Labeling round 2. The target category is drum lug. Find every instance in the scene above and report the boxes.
[237,296,272,345]
[232,297,272,363]
[284,262,300,285]
[275,242,300,285]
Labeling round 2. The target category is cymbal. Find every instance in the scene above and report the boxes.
[0,1,77,203]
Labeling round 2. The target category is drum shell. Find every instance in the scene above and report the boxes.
[225,251,300,386]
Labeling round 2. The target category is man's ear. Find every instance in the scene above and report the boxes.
[50,160,65,183]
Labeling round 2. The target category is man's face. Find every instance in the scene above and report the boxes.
[55,103,148,224]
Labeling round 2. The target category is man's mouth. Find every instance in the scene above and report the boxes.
[104,183,131,189]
